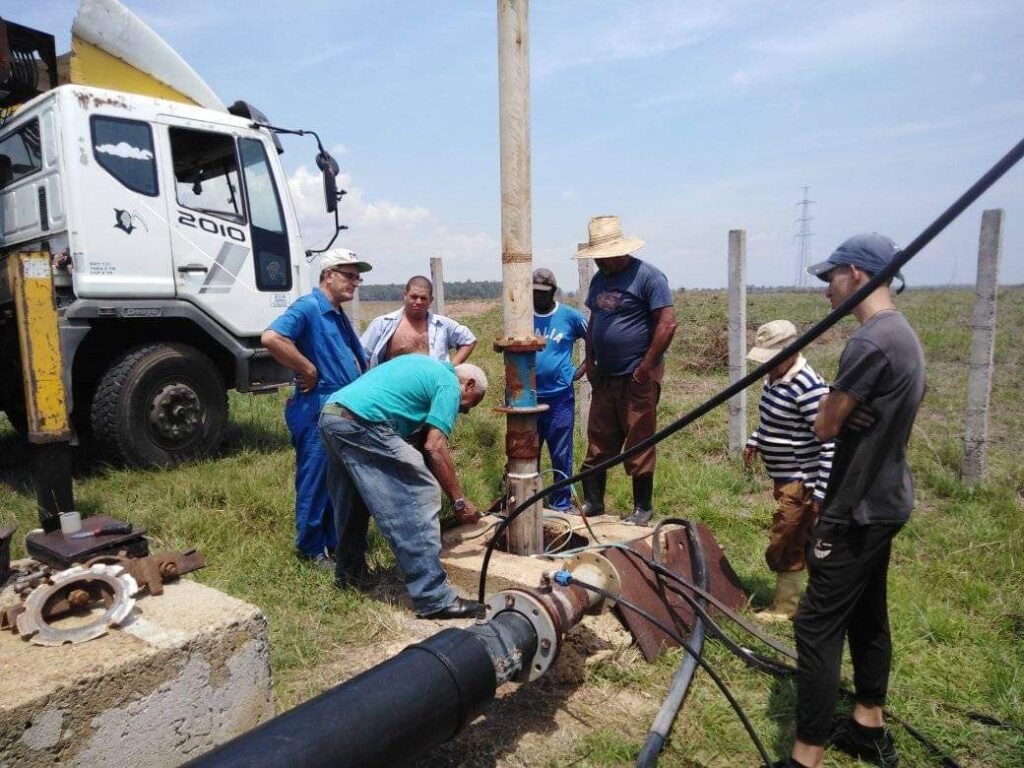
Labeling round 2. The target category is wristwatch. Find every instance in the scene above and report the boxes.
[453,498,467,513]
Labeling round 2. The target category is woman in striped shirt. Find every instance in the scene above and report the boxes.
[743,320,834,621]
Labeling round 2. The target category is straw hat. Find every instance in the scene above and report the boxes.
[575,215,645,260]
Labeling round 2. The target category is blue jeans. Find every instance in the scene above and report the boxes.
[318,412,457,616]
[285,391,337,557]
[537,389,576,510]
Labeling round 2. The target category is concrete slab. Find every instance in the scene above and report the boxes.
[0,573,272,768]
[441,510,655,597]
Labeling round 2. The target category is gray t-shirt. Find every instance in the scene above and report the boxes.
[821,310,926,525]
[586,258,674,376]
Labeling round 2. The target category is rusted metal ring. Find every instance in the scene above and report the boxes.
[16,564,138,646]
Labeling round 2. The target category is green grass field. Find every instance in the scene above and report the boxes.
[1,288,1022,767]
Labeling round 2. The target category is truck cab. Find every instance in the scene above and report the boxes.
[1,84,321,466]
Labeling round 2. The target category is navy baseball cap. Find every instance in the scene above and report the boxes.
[807,232,905,291]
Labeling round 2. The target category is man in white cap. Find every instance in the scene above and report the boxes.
[743,320,833,621]
[778,233,924,768]
[574,215,678,525]
[262,249,372,569]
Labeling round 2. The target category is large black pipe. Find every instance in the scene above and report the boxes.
[187,612,536,768]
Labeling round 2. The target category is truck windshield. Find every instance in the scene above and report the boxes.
[169,127,245,224]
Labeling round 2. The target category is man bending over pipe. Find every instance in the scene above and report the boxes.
[318,356,488,620]
[777,233,925,768]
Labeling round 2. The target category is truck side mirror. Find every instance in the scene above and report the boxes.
[316,150,341,213]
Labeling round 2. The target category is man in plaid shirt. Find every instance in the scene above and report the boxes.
[744,320,834,620]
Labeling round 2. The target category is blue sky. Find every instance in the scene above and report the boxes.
[23,1,1024,289]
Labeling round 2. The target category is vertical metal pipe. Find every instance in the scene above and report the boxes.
[430,256,446,316]
[497,0,533,339]
[962,208,1003,483]
[497,0,543,553]
[727,230,747,455]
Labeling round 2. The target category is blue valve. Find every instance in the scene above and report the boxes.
[553,570,573,587]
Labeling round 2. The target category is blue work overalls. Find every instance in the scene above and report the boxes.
[269,289,366,557]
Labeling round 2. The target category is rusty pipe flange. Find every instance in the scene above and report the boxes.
[16,564,138,646]
[492,336,546,353]
[484,589,560,682]
[566,551,622,613]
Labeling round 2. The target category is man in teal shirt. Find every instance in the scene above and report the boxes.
[319,355,488,619]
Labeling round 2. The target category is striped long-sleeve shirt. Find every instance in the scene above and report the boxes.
[746,355,834,500]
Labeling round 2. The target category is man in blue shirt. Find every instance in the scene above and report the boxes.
[575,216,678,526]
[532,268,587,510]
[360,276,477,368]
[319,356,488,620]
[262,249,370,569]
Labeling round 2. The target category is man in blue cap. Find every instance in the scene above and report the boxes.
[778,233,925,768]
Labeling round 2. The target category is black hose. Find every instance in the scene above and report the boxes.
[568,576,776,768]
[478,133,1024,604]
[635,520,710,767]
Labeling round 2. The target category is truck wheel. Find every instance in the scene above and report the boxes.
[91,343,228,468]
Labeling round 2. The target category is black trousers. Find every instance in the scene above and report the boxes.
[793,520,903,745]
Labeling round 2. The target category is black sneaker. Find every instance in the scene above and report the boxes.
[829,716,899,767]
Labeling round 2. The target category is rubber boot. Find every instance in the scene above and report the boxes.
[757,571,804,622]
[576,469,606,516]
[624,474,654,526]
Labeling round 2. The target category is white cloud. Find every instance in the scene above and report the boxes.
[730,69,748,88]
[287,165,498,282]
[94,142,154,160]
[537,1,739,74]
[741,2,1000,86]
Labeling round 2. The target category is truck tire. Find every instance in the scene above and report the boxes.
[91,343,228,468]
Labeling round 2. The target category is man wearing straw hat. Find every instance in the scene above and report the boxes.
[574,215,678,526]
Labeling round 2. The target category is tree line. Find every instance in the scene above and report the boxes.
[360,279,503,300]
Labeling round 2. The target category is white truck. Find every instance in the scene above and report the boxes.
[0,83,343,466]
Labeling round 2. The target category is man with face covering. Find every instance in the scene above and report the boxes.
[574,216,678,526]
[532,268,587,511]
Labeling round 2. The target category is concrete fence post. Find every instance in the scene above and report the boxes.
[430,256,445,316]
[727,230,747,455]
[962,209,1004,483]
[576,255,595,442]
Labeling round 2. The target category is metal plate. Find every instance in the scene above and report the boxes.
[603,523,748,661]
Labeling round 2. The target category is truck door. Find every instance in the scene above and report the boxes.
[68,113,175,298]
[163,124,291,337]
